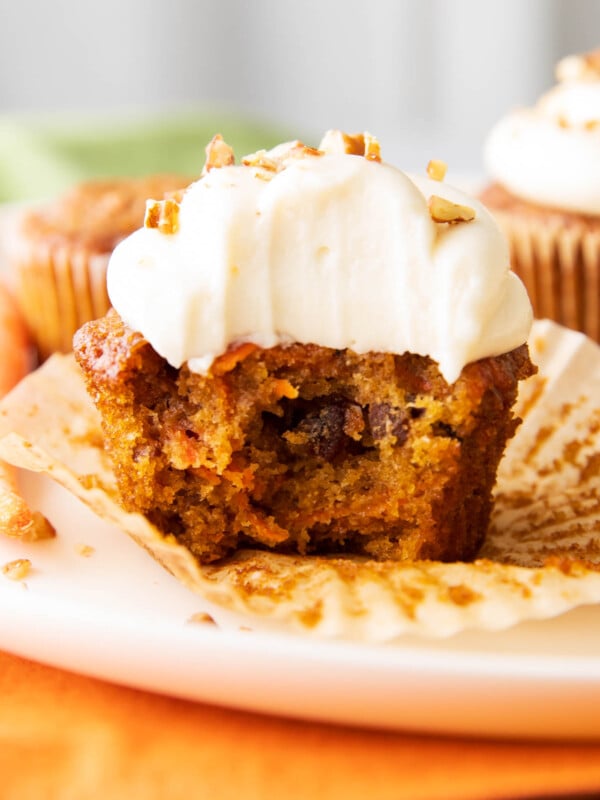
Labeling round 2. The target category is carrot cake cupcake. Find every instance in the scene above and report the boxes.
[481,49,600,342]
[73,132,535,565]
[9,174,190,359]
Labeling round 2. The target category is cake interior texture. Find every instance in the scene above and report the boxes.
[74,310,535,565]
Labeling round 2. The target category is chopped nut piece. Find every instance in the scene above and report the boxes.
[426,159,448,182]
[318,130,366,156]
[428,195,476,224]
[241,150,279,172]
[296,144,322,158]
[318,130,382,161]
[557,50,600,82]
[363,133,381,162]
[242,141,322,175]
[75,543,95,557]
[144,198,180,235]
[144,200,160,229]
[2,558,31,581]
[203,134,235,173]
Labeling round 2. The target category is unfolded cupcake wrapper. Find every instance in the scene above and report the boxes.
[10,227,110,359]
[493,210,600,343]
[0,320,599,641]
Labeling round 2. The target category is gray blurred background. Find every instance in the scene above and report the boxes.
[1,0,599,175]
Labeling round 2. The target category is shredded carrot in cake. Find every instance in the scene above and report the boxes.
[210,342,260,376]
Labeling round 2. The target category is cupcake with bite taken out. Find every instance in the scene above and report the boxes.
[481,49,600,342]
[73,131,535,566]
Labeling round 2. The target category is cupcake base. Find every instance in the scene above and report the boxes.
[73,309,535,565]
[6,175,191,360]
[480,183,600,343]
[14,241,110,360]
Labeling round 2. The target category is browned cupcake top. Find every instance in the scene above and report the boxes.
[21,174,191,253]
[480,182,600,232]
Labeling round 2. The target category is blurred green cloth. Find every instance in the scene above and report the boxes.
[0,111,293,203]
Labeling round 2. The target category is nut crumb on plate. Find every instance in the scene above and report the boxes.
[75,543,95,557]
[2,558,31,580]
[187,611,217,625]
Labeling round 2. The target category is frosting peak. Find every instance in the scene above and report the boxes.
[485,50,600,215]
[107,133,532,384]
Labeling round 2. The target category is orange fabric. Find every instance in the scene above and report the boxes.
[2,650,600,800]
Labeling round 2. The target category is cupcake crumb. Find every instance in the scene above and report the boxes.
[2,558,31,581]
[75,543,95,557]
[187,611,217,626]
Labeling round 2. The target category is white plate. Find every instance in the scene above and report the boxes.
[0,470,599,741]
[0,198,599,741]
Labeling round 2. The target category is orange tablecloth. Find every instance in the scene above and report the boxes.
[2,650,600,800]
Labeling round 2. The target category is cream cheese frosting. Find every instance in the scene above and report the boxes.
[107,133,532,385]
[485,51,600,215]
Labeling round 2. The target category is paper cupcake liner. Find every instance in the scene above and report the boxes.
[13,240,110,359]
[493,210,600,342]
[0,320,599,641]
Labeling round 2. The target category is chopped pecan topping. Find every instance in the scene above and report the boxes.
[318,130,366,156]
[363,132,381,162]
[426,159,447,181]
[428,195,475,224]
[241,150,279,172]
[242,141,322,177]
[557,50,600,82]
[144,197,180,234]
[318,130,381,162]
[282,142,322,160]
[203,134,235,173]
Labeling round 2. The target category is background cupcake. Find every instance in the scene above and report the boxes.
[8,174,190,360]
[480,50,600,343]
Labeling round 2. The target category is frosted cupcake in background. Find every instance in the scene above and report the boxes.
[480,50,600,342]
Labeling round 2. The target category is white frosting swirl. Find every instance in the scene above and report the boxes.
[485,53,600,215]
[107,145,532,385]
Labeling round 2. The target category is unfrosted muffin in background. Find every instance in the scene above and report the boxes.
[7,174,190,360]
[480,50,600,342]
